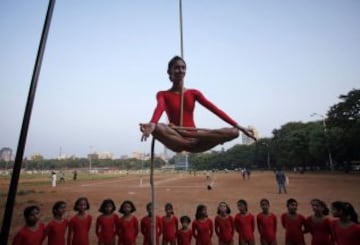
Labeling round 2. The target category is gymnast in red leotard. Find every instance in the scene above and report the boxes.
[140,56,256,153]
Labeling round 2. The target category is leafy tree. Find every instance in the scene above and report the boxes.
[327,89,360,167]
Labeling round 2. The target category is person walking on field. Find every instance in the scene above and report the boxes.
[275,169,287,194]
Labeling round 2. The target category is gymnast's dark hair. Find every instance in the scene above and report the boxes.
[73,197,90,211]
[260,198,270,206]
[167,56,186,72]
[286,198,298,207]
[52,201,66,216]
[332,201,359,224]
[237,199,248,212]
[311,199,329,216]
[180,215,191,224]
[217,202,231,215]
[119,200,136,214]
[98,199,116,214]
[24,205,40,219]
[195,204,207,220]
[165,203,174,215]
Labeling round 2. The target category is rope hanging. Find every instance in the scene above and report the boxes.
[150,1,185,244]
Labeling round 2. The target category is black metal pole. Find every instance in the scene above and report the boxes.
[0,1,56,244]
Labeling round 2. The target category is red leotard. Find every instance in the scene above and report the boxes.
[12,223,46,245]
[45,219,68,245]
[150,89,238,127]
[140,215,162,245]
[331,220,360,245]
[234,213,255,243]
[96,214,118,244]
[67,214,92,245]
[256,213,277,243]
[214,215,234,243]
[161,215,178,243]
[192,218,213,245]
[281,213,306,245]
[117,215,139,245]
[306,216,332,245]
[176,228,192,245]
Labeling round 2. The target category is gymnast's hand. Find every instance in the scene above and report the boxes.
[140,123,155,141]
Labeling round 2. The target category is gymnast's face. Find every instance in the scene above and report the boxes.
[168,59,186,82]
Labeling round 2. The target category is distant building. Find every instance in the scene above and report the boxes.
[87,151,114,160]
[120,155,129,159]
[0,147,12,162]
[174,154,190,170]
[132,152,146,160]
[98,152,113,160]
[241,126,259,145]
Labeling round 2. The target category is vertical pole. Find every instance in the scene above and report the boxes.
[178,0,185,127]
[179,0,184,58]
[150,137,156,245]
[0,1,56,244]
[267,148,271,169]
[322,119,334,171]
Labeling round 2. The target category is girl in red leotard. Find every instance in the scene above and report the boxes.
[176,216,192,245]
[215,201,234,245]
[12,205,45,245]
[67,197,93,245]
[140,56,256,153]
[234,199,255,245]
[117,200,139,245]
[45,201,68,245]
[306,199,332,245]
[96,199,118,245]
[331,201,360,245]
[256,198,277,245]
[281,198,306,245]
[192,204,213,245]
[141,202,162,245]
[161,203,178,245]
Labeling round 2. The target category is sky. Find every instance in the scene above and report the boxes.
[0,1,359,159]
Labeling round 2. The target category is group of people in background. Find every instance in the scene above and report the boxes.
[12,197,360,245]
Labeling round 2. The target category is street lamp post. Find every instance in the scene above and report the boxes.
[261,142,271,170]
[311,113,334,171]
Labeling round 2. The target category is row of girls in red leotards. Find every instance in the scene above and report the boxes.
[12,198,360,245]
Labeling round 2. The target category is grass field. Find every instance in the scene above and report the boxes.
[1,170,359,244]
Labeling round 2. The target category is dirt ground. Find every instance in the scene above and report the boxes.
[1,170,360,244]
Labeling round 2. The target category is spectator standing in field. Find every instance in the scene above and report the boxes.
[257,198,277,245]
[306,199,332,245]
[161,203,178,245]
[275,169,287,194]
[215,201,234,245]
[96,199,118,245]
[117,200,139,245]
[67,197,92,245]
[12,205,45,245]
[59,171,65,183]
[192,204,213,245]
[176,216,192,245]
[281,198,306,245]
[51,171,57,187]
[234,199,255,245]
[45,201,68,245]
[73,170,77,181]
